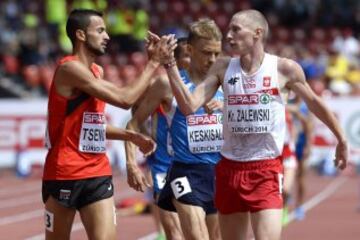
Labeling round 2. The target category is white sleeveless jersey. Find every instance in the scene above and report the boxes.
[221,54,286,161]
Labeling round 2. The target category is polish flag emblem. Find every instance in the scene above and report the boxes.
[263,76,271,87]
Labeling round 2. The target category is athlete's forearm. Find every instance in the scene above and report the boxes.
[307,97,346,144]
[119,60,160,108]
[106,124,142,142]
[166,65,201,115]
[124,121,141,166]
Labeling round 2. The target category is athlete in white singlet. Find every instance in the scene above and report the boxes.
[150,9,348,240]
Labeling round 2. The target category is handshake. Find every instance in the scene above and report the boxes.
[145,31,178,68]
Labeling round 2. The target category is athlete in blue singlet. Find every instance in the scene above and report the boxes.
[157,19,223,240]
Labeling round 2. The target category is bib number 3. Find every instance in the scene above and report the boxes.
[170,177,192,199]
[44,210,54,232]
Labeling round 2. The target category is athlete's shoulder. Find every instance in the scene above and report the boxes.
[209,56,232,81]
[57,60,86,75]
[277,57,303,76]
[216,56,232,68]
[92,63,104,78]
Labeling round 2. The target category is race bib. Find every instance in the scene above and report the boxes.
[155,173,167,190]
[186,113,223,153]
[44,210,54,232]
[171,176,192,199]
[79,112,106,153]
[227,93,273,134]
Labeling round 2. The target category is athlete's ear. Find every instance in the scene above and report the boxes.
[184,43,190,55]
[76,29,86,42]
[254,28,263,41]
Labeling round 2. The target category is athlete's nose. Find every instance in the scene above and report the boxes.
[226,31,233,42]
[209,53,216,64]
[104,32,110,41]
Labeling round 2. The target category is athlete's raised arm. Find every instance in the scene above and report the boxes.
[165,57,229,115]
[55,36,176,109]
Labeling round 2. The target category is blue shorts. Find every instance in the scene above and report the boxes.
[157,161,217,215]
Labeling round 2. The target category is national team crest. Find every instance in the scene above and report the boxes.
[263,76,271,87]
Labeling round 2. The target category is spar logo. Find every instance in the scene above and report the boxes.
[84,113,106,124]
[228,94,259,105]
[0,116,46,150]
[346,112,360,147]
[260,93,271,104]
[187,114,222,126]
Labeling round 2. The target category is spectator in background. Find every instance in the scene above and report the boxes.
[346,63,360,95]
[72,0,94,10]
[45,0,67,42]
[332,28,360,65]
[325,48,352,95]
[2,0,22,31]
[106,2,135,53]
[131,1,149,52]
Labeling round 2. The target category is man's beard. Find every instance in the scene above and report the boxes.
[85,40,105,56]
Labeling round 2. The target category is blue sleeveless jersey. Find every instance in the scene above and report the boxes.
[170,70,223,164]
[147,108,173,173]
[147,69,189,172]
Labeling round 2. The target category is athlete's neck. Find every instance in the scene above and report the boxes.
[73,46,96,68]
[239,45,265,75]
[189,67,206,86]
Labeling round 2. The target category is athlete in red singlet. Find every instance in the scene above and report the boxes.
[42,9,176,240]
[44,56,113,180]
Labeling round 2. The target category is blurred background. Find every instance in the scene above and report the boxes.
[0,0,359,99]
[0,0,359,239]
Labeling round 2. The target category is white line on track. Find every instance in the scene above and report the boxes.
[0,209,43,226]
[287,176,347,223]
[0,194,40,209]
[137,176,348,240]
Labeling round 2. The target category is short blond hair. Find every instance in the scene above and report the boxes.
[234,10,269,42]
[188,18,222,44]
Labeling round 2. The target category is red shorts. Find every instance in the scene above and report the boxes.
[215,156,283,214]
